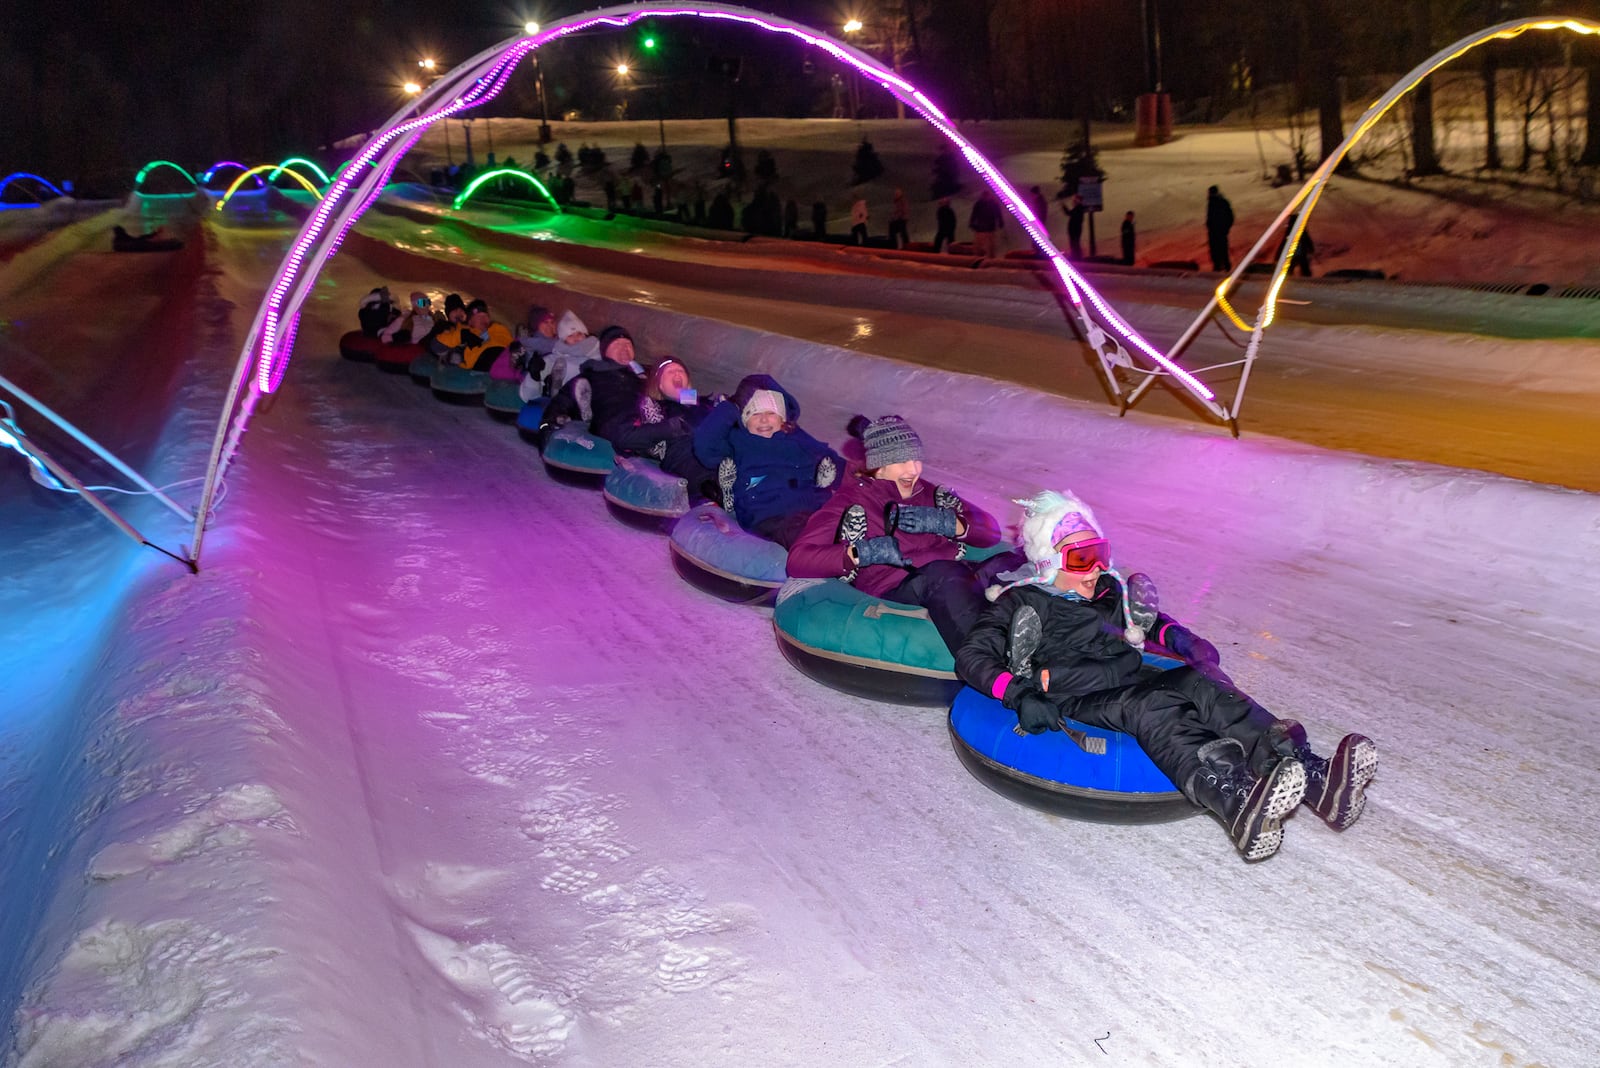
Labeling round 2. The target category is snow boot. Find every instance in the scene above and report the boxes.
[1008,605,1043,681]
[838,504,869,583]
[1186,738,1306,862]
[717,458,738,512]
[1124,572,1160,634]
[1264,721,1378,831]
[573,377,593,423]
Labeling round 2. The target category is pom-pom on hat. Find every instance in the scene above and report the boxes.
[557,310,587,338]
[741,389,786,425]
[861,415,924,469]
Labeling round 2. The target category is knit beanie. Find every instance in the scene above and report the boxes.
[985,489,1147,647]
[861,415,923,469]
[557,310,587,338]
[597,325,633,359]
[741,389,786,426]
[443,293,465,315]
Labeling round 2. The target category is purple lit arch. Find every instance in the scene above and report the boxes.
[191,1,1216,563]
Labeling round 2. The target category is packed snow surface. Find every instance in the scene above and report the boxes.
[3,188,1599,1067]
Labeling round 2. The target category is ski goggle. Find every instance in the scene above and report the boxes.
[1053,537,1111,573]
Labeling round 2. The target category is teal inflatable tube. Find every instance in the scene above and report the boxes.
[947,672,1199,824]
[773,542,1013,706]
[669,504,788,605]
[542,424,616,485]
[603,458,690,533]
[430,362,490,404]
[408,350,439,385]
[483,378,523,418]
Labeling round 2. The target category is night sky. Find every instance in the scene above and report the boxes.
[2,1,1593,193]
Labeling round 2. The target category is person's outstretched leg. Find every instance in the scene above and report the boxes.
[1184,738,1306,861]
[1262,721,1378,830]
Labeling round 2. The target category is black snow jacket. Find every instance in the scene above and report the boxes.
[956,576,1145,709]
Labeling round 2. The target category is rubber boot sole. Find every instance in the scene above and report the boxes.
[1231,759,1307,862]
[1309,734,1378,831]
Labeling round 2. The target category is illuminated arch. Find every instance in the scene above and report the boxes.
[190,1,1218,563]
[215,164,325,210]
[200,161,258,186]
[453,167,561,213]
[1156,15,1600,426]
[0,172,66,203]
[268,157,331,186]
[133,160,198,194]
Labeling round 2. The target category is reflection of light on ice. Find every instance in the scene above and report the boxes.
[851,318,873,342]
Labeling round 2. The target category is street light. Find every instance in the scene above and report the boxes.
[403,81,422,95]
[840,15,904,119]
[419,57,436,71]
[523,21,552,143]
[843,18,863,33]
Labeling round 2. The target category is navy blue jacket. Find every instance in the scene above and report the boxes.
[692,375,842,531]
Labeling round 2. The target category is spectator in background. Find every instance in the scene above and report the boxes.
[1027,185,1049,234]
[1206,185,1235,272]
[968,189,1002,258]
[888,188,910,249]
[812,200,828,238]
[1276,212,1315,277]
[850,197,870,245]
[933,196,957,253]
[1121,211,1137,266]
[1065,193,1087,260]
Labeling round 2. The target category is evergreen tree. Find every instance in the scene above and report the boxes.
[631,142,651,172]
[852,138,885,185]
[1057,138,1104,197]
[754,149,779,183]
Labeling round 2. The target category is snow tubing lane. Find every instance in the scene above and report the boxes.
[483,378,523,418]
[430,363,490,404]
[373,341,424,374]
[516,398,549,444]
[543,425,616,486]
[668,503,787,605]
[339,330,380,363]
[408,351,439,385]
[948,682,1198,824]
[772,554,1008,706]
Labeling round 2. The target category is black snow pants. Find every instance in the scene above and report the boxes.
[1048,664,1280,795]
[883,549,1028,656]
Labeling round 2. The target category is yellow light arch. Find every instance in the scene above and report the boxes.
[215,164,325,210]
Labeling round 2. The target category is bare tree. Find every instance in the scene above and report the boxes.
[1407,0,1445,175]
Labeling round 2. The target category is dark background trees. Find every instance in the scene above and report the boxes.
[1,0,1595,191]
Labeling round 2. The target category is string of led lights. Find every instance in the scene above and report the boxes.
[452,167,562,213]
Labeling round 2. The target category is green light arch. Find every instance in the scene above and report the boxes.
[452,168,561,213]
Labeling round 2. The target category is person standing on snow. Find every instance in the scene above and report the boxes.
[955,489,1378,862]
[1065,193,1087,260]
[850,197,870,245]
[933,197,957,253]
[1120,210,1137,266]
[968,189,1003,258]
[888,188,910,249]
[1205,185,1235,271]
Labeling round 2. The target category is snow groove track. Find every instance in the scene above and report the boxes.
[9,225,1600,1066]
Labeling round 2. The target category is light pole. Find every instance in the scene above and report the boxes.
[843,15,904,120]
[524,21,552,144]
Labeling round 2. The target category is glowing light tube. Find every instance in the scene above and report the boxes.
[452,168,562,212]
[216,164,325,209]
[268,157,331,186]
[133,160,198,192]
[0,173,67,202]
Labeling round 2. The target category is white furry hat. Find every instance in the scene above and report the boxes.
[985,489,1146,647]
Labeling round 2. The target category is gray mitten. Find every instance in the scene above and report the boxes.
[854,535,910,568]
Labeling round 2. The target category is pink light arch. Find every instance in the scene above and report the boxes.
[193,2,1213,563]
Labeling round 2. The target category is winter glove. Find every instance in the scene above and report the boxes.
[885,503,960,538]
[1159,620,1221,668]
[852,535,910,568]
[815,455,838,489]
[639,395,665,424]
[1014,693,1061,735]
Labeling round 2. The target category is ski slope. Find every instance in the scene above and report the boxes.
[3,214,1599,1067]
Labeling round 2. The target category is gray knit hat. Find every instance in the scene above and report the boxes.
[862,415,924,469]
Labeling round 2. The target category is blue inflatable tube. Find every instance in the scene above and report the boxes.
[516,399,549,444]
[408,350,439,385]
[668,503,788,605]
[947,670,1200,824]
